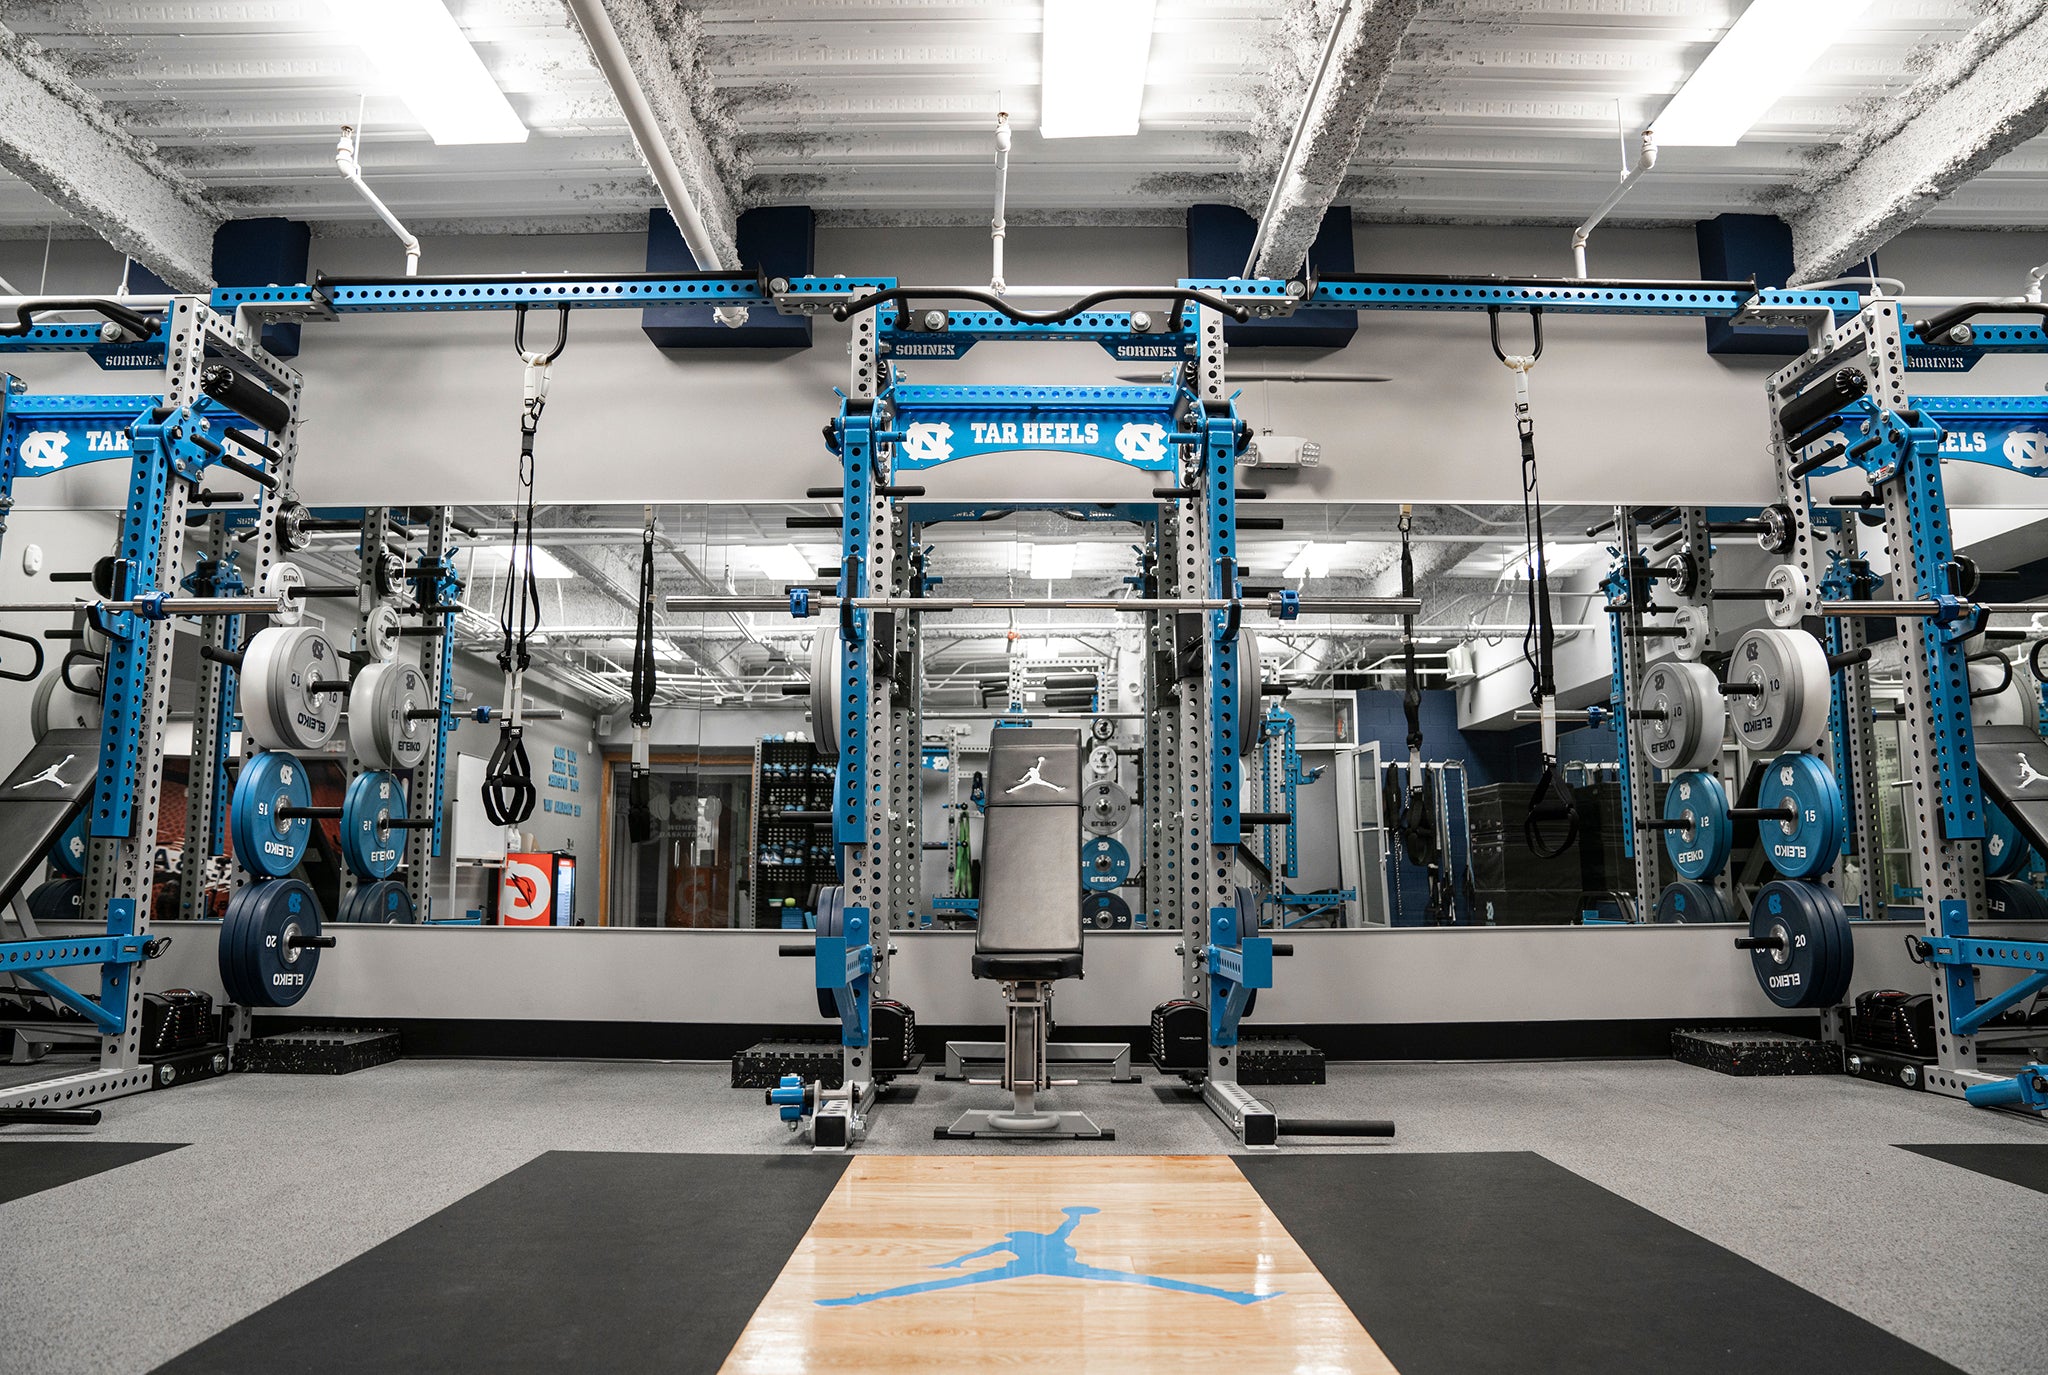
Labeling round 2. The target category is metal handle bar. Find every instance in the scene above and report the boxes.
[829,285,1251,326]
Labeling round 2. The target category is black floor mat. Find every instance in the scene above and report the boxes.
[153,1151,846,1375]
[1238,1151,1960,1375]
[0,1141,184,1205]
[1899,1142,2048,1195]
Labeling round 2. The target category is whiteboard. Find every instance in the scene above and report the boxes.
[451,752,506,861]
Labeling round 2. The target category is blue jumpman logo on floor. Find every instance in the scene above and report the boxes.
[815,1206,1280,1307]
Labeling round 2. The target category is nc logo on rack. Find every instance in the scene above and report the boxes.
[2003,430,2048,470]
[900,422,953,465]
[1115,422,1168,465]
[17,430,71,470]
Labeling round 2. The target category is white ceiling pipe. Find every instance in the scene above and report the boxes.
[1571,129,1656,279]
[564,0,745,328]
[990,111,1011,294]
[335,127,419,276]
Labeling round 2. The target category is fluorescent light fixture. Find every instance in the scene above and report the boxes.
[474,544,571,579]
[1040,0,1157,139]
[321,0,528,145]
[1027,543,1077,580]
[753,544,818,583]
[1284,541,1333,581]
[1650,0,1874,147]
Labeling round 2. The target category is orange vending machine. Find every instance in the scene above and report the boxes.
[498,851,577,926]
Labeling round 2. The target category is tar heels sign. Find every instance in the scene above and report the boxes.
[3,417,137,475]
[892,411,1178,471]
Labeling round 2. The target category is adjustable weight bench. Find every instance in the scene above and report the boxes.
[938,728,1112,1140]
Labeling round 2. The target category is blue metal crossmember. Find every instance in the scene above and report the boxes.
[0,394,232,479]
[885,385,1186,472]
[0,934,149,973]
[210,275,894,316]
[1205,903,1272,1047]
[1875,395,2048,477]
[0,320,171,357]
[1181,278,1861,319]
[1919,928,2048,1036]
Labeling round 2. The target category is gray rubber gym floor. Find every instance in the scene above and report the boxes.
[1,1058,2043,1375]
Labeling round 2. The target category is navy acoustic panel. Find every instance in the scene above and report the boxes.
[126,219,310,357]
[1186,203,1356,348]
[643,206,814,350]
[1697,214,1803,357]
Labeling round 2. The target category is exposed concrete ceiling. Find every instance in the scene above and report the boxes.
[0,0,2041,249]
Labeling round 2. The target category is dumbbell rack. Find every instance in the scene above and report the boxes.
[750,738,839,928]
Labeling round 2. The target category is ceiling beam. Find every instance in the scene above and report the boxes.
[0,24,221,290]
[1249,0,1422,279]
[563,0,741,269]
[0,24,219,290]
[1785,2,2048,284]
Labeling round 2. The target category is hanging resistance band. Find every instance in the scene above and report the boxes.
[482,302,569,828]
[1490,306,1577,859]
[627,507,658,844]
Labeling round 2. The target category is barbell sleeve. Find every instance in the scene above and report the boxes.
[1719,682,1763,697]
[278,807,343,820]
[1727,807,1799,823]
[1636,819,1692,833]
[200,644,245,669]
[1734,936,1786,951]
[1710,588,1785,602]
[405,708,445,721]
[285,933,338,951]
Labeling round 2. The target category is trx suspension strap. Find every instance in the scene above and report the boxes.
[1396,504,1438,872]
[1490,305,1577,859]
[627,505,657,843]
[483,302,568,828]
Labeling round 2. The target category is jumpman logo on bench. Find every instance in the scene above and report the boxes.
[2018,751,2048,789]
[12,755,77,790]
[1006,757,1065,795]
[814,1206,1278,1307]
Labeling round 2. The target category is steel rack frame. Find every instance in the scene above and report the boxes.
[0,295,298,1113]
[1768,299,2048,1102]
